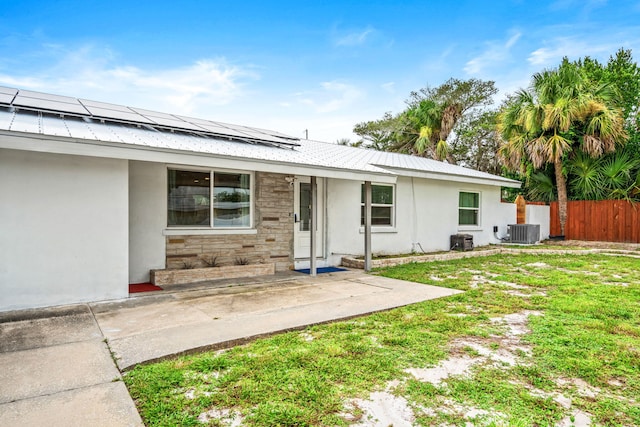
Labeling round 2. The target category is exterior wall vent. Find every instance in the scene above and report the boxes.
[508,224,540,244]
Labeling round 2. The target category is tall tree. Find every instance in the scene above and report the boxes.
[352,112,404,151]
[498,59,627,235]
[353,78,498,162]
[402,78,498,160]
[449,110,503,174]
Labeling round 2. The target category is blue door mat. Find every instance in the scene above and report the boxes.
[295,266,348,274]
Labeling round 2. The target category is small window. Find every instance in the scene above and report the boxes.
[361,184,394,226]
[168,169,252,228]
[459,191,480,226]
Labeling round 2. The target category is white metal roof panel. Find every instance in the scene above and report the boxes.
[0,108,14,130]
[7,109,41,133]
[62,117,99,140]
[41,114,72,137]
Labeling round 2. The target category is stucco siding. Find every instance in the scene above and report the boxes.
[0,148,129,311]
[325,176,518,264]
[526,204,551,240]
[129,161,166,283]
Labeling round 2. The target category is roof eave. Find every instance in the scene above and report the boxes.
[375,165,522,188]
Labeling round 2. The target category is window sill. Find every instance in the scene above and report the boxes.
[359,226,397,234]
[163,228,258,236]
[457,226,482,232]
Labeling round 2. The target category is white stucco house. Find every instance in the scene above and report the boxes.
[0,86,528,312]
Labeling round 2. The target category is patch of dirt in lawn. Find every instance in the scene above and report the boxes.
[343,309,595,426]
[197,408,243,426]
[349,391,415,427]
[548,240,640,251]
[405,355,481,384]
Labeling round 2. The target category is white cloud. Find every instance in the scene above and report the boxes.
[292,80,363,114]
[528,37,627,67]
[381,82,395,93]
[550,0,607,13]
[0,44,258,114]
[335,27,375,46]
[464,31,521,75]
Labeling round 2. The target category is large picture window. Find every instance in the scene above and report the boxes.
[459,191,480,226]
[361,184,394,226]
[168,169,251,228]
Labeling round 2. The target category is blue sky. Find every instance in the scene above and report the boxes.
[1,0,639,142]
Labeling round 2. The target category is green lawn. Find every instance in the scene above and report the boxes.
[124,253,640,426]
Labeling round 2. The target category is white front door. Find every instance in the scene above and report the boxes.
[293,177,325,259]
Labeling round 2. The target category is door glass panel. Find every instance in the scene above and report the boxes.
[299,183,310,231]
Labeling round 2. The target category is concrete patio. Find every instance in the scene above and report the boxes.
[0,269,462,426]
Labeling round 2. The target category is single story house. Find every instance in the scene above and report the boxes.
[0,86,526,312]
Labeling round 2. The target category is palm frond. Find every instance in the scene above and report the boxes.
[435,139,449,161]
[568,152,605,200]
[545,132,571,163]
[600,152,639,193]
[527,171,556,202]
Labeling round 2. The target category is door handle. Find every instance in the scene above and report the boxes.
[294,213,298,223]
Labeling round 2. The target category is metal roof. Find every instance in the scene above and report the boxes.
[0,86,520,187]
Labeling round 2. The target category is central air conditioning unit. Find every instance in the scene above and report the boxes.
[508,224,540,244]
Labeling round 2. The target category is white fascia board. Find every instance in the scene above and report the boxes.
[377,166,522,188]
[0,131,397,184]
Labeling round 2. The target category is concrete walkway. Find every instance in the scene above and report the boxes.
[0,270,461,426]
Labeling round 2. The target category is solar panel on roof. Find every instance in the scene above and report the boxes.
[0,92,15,104]
[211,121,299,145]
[17,89,79,103]
[0,86,17,105]
[182,118,253,139]
[175,116,249,137]
[13,89,89,115]
[151,117,208,132]
[0,86,17,94]
[1,85,300,147]
[13,96,89,115]
[79,100,155,124]
[80,99,134,111]
[128,107,178,120]
[130,109,210,132]
[85,106,155,124]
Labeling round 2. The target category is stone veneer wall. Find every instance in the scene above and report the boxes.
[165,172,294,272]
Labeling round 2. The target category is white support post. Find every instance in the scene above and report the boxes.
[364,180,372,272]
[310,175,317,276]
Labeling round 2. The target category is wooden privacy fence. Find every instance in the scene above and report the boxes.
[550,200,640,243]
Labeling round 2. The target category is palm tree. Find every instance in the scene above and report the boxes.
[498,60,627,235]
[406,99,452,160]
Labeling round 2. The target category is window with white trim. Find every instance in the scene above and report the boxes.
[361,184,394,226]
[168,169,252,228]
[458,191,480,226]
